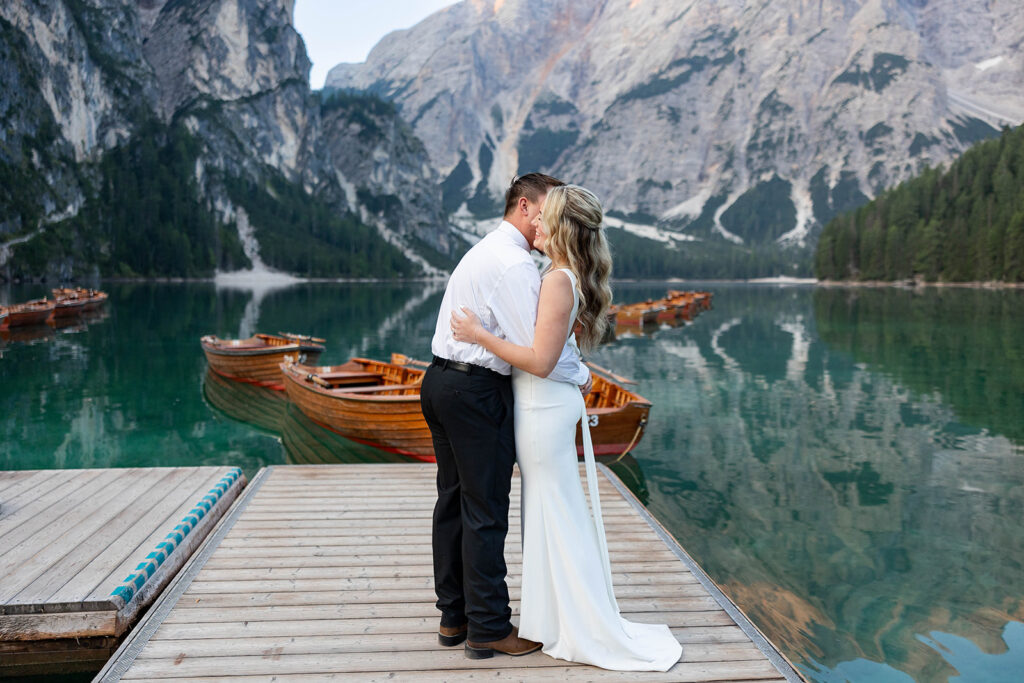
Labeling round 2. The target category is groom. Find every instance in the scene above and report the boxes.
[420,173,592,659]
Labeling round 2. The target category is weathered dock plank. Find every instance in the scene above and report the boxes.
[98,464,802,681]
[0,466,245,677]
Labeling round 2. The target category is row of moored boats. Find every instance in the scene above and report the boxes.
[0,288,109,329]
[200,289,713,461]
[609,290,713,331]
[201,334,653,462]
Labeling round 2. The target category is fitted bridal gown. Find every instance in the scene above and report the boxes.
[513,269,682,671]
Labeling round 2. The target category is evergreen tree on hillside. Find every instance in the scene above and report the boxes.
[815,124,1024,282]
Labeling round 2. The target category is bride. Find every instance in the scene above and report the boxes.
[450,184,682,671]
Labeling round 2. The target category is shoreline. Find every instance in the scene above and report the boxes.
[816,279,1024,290]
[4,275,1023,290]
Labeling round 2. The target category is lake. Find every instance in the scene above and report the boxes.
[2,281,1022,682]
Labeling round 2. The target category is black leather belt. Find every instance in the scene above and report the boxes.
[432,355,504,379]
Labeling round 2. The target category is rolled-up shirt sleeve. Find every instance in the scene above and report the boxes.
[551,340,590,386]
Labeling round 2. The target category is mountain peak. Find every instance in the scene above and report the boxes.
[328,0,1024,248]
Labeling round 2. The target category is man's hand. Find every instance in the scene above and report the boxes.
[579,373,593,396]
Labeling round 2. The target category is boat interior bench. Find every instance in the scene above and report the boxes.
[331,382,420,394]
[316,371,384,384]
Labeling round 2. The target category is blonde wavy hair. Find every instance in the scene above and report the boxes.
[541,184,613,352]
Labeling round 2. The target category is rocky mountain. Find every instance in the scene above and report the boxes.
[0,0,453,280]
[327,0,1024,259]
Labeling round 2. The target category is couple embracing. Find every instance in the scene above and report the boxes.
[420,173,683,671]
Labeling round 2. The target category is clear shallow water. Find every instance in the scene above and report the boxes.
[2,281,1022,682]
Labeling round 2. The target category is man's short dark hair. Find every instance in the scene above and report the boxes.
[503,173,565,217]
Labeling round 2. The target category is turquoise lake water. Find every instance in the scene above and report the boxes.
[2,281,1022,682]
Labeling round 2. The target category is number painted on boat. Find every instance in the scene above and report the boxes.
[589,415,599,427]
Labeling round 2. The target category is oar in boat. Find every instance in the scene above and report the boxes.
[278,331,327,344]
[585,361,637,385]
[390,353,431,368]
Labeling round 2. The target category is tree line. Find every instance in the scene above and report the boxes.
[606,227,813,280]
[815,124,1024,282]
[9,121,417,280]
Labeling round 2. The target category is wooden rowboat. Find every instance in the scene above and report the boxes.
[201,332,325,390]
[281,355,651,461]
[53,287,108,312]
[578,367,652,456]
[281,356,434,461]
[0,307,7,328]
[83,290,108,310]
[668,290,712,312]
[4,299,55,327]
[610,290,713,336]
[615,301,663,327]
[53,297,89,319]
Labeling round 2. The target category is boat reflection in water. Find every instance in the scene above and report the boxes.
[281,403,409,465]
[0,323,55,345]
[202,368,287,436]
[0,291,109,348]
[201,367,410,465]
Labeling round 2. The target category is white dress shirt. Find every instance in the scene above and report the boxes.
[432,221,590,386]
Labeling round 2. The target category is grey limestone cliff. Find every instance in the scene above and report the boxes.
[0,0,450,278]
[328,0,1024,249]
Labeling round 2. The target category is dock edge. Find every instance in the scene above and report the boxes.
[597,462,806,682]
[94,466,273,682]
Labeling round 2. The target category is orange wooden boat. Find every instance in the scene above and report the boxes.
[83,290,108,310]
[281,355,651,461]
[615,302,662,327]
[201,332,325,390]
[53,287,107,312]
[52,292,89,319]
[611,290,712,333]
[578,364,652,456]
[281,355,434,461]
[668,290,712,311]
[0,306,7,329]
[661,293,698,320]
[652,298,679,323]
[4,299,55,327]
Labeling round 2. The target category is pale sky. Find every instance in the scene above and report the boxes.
[293,0,459,89]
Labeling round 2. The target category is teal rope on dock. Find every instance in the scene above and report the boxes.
[110,467,242,604]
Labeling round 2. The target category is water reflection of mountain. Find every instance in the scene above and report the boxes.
[814,287,1024,446]
[248,282,444,364]
[7,280,1020,681]
[0,285,283,473]
[587,284,1024,682]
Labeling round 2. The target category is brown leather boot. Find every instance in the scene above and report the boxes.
[465,626,542,659]
[438,622,468,647]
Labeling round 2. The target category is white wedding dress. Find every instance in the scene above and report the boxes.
[513,268,682,671]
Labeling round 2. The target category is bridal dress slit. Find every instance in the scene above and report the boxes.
[513,269,682,671]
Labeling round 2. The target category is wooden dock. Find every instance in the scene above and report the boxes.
[98,463,802,681]
[0,466,245,676]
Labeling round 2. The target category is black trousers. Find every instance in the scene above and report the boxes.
[420,363,516,642]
